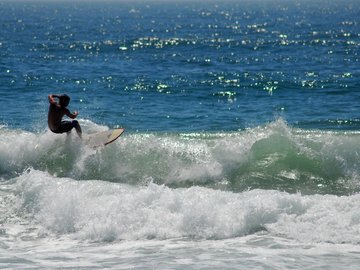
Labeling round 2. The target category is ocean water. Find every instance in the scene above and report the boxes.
[1,0,360,269]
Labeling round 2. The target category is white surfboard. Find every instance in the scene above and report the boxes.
[84,128,125,148]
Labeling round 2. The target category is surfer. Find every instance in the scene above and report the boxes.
[48,94,82,138]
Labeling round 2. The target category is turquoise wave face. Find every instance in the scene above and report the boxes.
[1,120,360,195]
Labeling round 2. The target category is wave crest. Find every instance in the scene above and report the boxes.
[1,119,360,195]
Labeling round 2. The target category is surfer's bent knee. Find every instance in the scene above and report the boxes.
[72,120,79,128]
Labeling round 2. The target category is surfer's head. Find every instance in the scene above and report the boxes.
[59,94,70,107]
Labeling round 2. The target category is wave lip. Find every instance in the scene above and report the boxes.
[1,120,360,195]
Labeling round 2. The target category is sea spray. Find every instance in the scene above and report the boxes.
[1,120,360,195]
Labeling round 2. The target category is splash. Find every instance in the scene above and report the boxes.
[1,119,360,195]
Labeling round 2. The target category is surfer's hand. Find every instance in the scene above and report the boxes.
[73,111,79,117]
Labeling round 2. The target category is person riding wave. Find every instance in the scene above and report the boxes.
[48,94,82,138]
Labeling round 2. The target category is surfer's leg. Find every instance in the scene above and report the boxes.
[54,121,81,138]
[72,120,82,139]
[56,121,76,134]
[53,121,73,134]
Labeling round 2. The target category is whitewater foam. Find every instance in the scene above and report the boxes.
[1,119,360,195]
[2,169,357,244]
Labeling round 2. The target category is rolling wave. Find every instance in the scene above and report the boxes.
[1,169,359,244]
[1,119,360,195]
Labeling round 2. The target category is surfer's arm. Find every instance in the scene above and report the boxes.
[64,108,79,119]
[48,94,60,107]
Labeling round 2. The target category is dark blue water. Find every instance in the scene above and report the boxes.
[1,0,359,132]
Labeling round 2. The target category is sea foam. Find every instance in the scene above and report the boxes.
[7,169,360,244]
